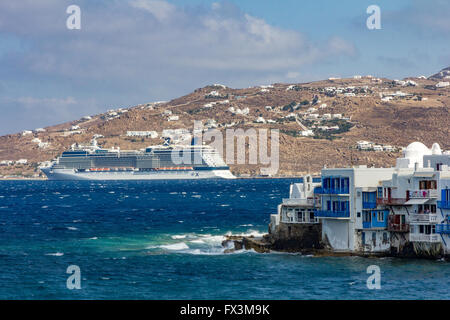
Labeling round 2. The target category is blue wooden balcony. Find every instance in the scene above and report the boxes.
[362,201,377,209]
[362,210,389,229]
[437,201,450,209]
[315,210,350,218]
[436,224,450,234]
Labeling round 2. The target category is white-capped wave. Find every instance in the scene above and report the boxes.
[189,239,205,244]
[171,235,187,240]
[45,252,64,256]
[226,229,265,238]
[160,242,189,251]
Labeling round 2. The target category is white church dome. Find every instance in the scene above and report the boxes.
[404,142,431,157]
[431,143,442,155]
[402,142,432,168]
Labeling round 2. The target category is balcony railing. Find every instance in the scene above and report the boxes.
[314,210,350,218]
[362,201,377,209]
[281,216,319,224]
[282,198,315,206]
[437,201,450,209]
[377,198,406,205]
[436,224,450,234]
[409,233,440,242]
[410,213,438,224]
[281,213,319,224]
[314,187,349,195]
[407,189,438,199]
[363,220,388,229]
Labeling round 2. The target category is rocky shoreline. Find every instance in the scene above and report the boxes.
[222,223,449,260]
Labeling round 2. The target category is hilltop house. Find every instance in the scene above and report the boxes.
[127,131,158,138]
[168,115,179,121]
[436,81,450,88]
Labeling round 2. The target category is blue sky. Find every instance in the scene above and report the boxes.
[0,0,449,135]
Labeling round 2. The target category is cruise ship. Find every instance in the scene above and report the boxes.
[41,138,235,180]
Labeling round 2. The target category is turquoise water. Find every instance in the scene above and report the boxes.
[0,179,448,299]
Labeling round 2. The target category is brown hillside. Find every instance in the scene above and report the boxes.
[0,71,449,178]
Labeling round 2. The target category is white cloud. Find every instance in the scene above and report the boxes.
[15,96,77,109]
[385,0,450,37]
[286,71,300,79]
[130,0,176,22]
[0,0,356,77]
[327,36,356,56]
[0,96,101,134]
[0,0,357,134]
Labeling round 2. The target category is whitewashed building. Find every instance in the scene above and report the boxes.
[269,141,449,257]
[436,81,449,88]
[271,175,321,232]
[314,141,450,256]
[356,141,372,150]
[16,159,28,165]
[168,115,179,121]
[377,142,450,256]
[126,131,158,138]
[315,166,395,252]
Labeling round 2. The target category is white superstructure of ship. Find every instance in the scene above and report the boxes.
[41,137,234,180]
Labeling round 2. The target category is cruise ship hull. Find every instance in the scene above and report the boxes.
[41,167,235,180]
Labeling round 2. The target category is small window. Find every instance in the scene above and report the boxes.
[383,232,388,242]
[372,232,376,246]
[377,212,384,222]
[357,212,361,218]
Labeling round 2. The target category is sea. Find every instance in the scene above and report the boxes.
[0,179,448,300]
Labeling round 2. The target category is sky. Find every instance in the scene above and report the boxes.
[0,0,449,135]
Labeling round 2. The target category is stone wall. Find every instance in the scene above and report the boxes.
[267,222,323,252]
